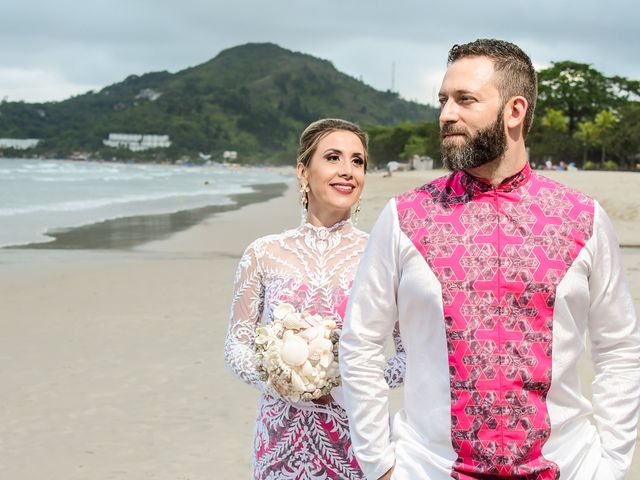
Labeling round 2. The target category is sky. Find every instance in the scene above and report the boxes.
[2,0,639,107]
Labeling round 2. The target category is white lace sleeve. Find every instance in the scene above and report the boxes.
[383,321,406,389]
[224,241,265,390]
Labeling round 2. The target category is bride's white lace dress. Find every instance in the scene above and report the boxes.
[224,220,405,479]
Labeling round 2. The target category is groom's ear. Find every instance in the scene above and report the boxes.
[505,96,528,132]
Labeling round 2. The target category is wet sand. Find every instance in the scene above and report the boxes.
[15,182,288,250]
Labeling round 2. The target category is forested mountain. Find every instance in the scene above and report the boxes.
[0,43,438,163]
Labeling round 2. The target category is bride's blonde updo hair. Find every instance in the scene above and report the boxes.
[296,118,369,172]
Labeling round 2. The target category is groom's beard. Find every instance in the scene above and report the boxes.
[440,113,507,171]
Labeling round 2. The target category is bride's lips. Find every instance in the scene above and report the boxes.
[330,182,356,195]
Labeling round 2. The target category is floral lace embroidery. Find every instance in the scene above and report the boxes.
[225,220,406,479]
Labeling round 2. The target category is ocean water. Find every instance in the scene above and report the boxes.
[0,158,289,248]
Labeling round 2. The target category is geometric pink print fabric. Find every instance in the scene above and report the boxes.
[396,164,594,479]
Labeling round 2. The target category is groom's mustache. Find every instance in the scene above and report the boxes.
[440,124,470,138]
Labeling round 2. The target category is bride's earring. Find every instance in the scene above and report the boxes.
[353,197,361,226]
[299,183,310,224]
[299,183,309,208]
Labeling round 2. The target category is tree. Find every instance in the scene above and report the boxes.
[573,120,597,164]
[606,102,640,169]
[367,121,442,168]
[401,134,427,159]
[541,108,568,133]
[367,123,414,167]
[537,61,638,135]
[573,110,619,167]
[528,108,580,166]
[592,110,619,163]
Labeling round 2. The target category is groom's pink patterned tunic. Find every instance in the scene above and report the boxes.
[340,164,640,480]
[396,164,591,478]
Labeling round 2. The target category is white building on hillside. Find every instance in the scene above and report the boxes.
[0,138,40,149]
[103,133,171,151]
[135,88,162,101]
[223,150,238,161]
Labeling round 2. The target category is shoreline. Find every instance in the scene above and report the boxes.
[6,182,290,250]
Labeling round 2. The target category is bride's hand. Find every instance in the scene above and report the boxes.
[269,376,289,397]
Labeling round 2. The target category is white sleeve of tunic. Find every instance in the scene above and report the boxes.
[588,201,640,479]
[340,200,403,480]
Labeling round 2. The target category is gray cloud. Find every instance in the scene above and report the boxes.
[1,0,638,103]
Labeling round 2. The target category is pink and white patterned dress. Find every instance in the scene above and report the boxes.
[224,220,405,480]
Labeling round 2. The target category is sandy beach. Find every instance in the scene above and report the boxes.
[0,169,638,479]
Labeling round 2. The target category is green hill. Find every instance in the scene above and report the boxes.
[0,43,438,163]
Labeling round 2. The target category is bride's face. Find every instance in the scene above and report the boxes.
[298,130,366,218]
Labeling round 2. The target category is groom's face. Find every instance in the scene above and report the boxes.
[438,56,507,171]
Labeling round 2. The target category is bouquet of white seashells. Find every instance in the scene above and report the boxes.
[255,302,341,402]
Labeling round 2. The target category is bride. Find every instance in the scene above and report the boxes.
[224,118,405,479]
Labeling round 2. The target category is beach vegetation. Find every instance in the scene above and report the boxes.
[536,61,639,135]
[530,61,639,170]
[604,103,640,169]
[367,121,441,168]
[541,108,568,133]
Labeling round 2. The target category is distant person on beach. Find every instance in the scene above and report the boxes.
[340,39,640,480]
[224,118,405,479]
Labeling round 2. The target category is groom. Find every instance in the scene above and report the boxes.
[340,39,640,480]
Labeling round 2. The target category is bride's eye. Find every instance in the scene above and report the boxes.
[326,154,340,162]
